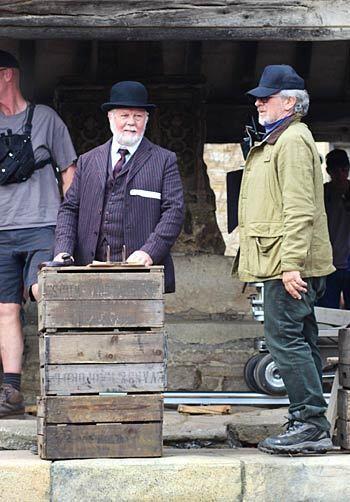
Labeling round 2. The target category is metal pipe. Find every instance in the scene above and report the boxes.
[163,392,331,406]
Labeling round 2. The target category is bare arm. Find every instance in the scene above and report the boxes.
[61,164,76,195]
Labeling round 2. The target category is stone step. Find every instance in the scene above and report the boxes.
[2,448,350,502]
[0,407,286,452]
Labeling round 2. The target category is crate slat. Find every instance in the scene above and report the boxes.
[338,388,350,420]
[38,299,164,330]
[339,328,350,365]
[339,364,350,389]
[39,271,163,300]
[37,394,163,423]
[41,363,166,395]
[38,422,162,459]
[39,332,166,364]
[337,418,350,449]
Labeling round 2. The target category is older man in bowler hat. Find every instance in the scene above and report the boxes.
[54,81,184,293]
[238,65,334,454]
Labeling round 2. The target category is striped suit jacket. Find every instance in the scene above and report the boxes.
[54,137,184,292]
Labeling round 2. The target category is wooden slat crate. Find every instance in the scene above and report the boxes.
[38,266,164,331]
[40,330,167,395]
[37,265,166,459]
[37,394,163,459]
[339,329,350,389]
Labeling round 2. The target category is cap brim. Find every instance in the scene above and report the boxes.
[246,86,280,98]
[101,102,156,112]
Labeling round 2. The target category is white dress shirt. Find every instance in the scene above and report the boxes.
[110,136,143,170]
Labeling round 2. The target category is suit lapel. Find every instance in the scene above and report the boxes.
[95,139,112,186]
[126,137,153,185]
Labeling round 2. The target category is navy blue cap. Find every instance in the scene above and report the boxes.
[0,50,19,69]
[247,65,305,98]
[101,81,156,112]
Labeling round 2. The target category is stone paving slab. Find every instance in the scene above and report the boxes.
[50,448,350,502]
[0,450,51,502]
[2,448,350,502]
[240,449,350,502]
[0,417,37,451]
[50,449,242,502]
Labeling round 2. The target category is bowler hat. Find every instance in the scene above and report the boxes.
[247,65,305,98]
[101,81,156,112]
[0,50,19,69]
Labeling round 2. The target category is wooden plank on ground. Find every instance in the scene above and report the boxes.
[38,422,162,459]
[177,405,231,415]
[40,332,166,364]
[38,299,164,330]
[41,363,166,394]
[39,271,163,300]
[37,394,163,423]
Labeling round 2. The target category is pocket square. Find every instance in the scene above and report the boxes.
[130,189,161,200]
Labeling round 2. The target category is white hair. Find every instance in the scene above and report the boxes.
[279,89,309,116]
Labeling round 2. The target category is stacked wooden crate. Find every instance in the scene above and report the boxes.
[37,265,166,460]
[337,328,350,448]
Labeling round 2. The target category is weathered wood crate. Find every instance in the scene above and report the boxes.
[37,265,166,459]
[37,394,163,459]
[339,328,350,389]
[38,265,164,331]
[338,328,350,449]
[338,388,350,449]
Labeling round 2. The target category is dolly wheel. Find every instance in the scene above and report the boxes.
[254,353,287,396]
[244,354,265,393]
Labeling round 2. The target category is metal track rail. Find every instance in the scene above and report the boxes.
[163,392,331,405]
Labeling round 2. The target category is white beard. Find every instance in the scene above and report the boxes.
[109,117,147,147]
[113,130,143,146]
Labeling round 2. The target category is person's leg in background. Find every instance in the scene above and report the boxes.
[341,269,350,310]
[0,230,25,417]
[317,270,342,309]
[0,226,55,418]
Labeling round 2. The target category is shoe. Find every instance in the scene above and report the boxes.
[0,384,25,418]
[258,418,333,455]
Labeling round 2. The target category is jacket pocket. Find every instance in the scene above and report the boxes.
[246,222,283,278]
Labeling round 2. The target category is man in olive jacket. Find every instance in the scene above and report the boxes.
[239,65,334,455]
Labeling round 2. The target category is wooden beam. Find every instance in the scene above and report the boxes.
[0,1,350,40]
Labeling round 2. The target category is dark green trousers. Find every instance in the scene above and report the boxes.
[264,277,330,430]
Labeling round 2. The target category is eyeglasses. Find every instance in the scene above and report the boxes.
[256,94,281,104]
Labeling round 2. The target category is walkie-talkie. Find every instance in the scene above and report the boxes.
[241,116,264,160]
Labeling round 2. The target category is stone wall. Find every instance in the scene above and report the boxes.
[204,144,244,256]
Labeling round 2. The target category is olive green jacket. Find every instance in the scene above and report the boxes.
[238,114,335,282]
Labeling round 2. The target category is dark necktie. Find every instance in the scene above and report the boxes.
[113,148,129,178]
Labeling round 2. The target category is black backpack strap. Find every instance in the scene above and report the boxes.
[24,103,35,135]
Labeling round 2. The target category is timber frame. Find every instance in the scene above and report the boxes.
[0,1,350,41]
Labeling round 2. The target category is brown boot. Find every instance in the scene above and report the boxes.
[0,384,25,418]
